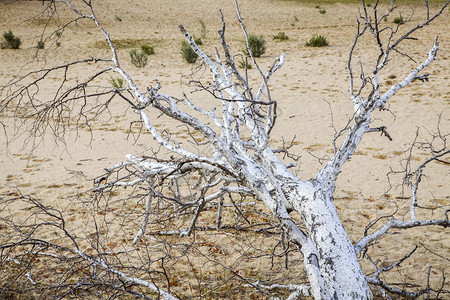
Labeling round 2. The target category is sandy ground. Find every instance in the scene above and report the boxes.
[0,0,449,297]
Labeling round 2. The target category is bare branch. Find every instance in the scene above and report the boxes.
[355,218,449,255]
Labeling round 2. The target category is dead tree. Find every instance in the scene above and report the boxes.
[0,0,448,298]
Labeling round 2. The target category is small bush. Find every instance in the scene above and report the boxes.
[305,35,329,47]
[238,60,252,69]
[1,30,21,49]
[55,30,62,38]
[367,3,372,7]
[37,40,45,49]
[319,9,326,14]
[111,77,125,89]
[115,15,122,22]
[199,19,207,38]
[315,5,320,8]
[243,34,266,58]
[56,42,61,47]
[393,16,404,24]
[181,40,197,63]
[273,32,289,41]
[140,44,154,55]
[194,36,203,46]
[129,49,148,67]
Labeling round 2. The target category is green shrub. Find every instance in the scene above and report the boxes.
[273,32,289,41]
[319,9,326,14]
[194,36,203,45]
[129,49,148,67]
[140,44,154,55]
[1,30,21,49]
[367,3,372,7]
[181,40,198,63]
[243,34,266,58]
[238,60,252,69]
[55,30,62,38]
[115,15,122,22]
[37,40,45,49]
[315,5,320,8]
[393,16,404,24]
[111,77,125,89]
[199,19,207,38]
[305,35,329,47]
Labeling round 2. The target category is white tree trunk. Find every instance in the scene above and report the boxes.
[286,180,371,299]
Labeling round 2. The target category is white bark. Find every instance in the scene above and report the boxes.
[133,191,153,244]
[355,216,449,256]
[282,180,371,299]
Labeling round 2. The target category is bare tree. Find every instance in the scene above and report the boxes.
[1,0,448,299]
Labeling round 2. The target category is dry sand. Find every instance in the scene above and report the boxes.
[0,0,449,297]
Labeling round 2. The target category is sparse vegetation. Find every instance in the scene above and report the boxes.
[393,16,404,24]
[273,31,289,41]
[1,30,21,49]
[238,59,252,69]
[115,15,122,22]
[199,19,207,38]
[55,30,62,38]
[194,36,203,45]
[37,40,45,49]
[140,44,155,55]
[111,77,125,89]
[319,8,327,14]
[243,34,266,58]
[129,49,148,67]
[181,40,198,63]
[305,34,329,47]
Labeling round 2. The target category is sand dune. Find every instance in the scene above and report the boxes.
[0,0,449,297]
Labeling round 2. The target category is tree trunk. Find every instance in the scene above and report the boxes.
[285,180,371,299]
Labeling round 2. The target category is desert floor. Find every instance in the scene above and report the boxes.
[0,0,449,298]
